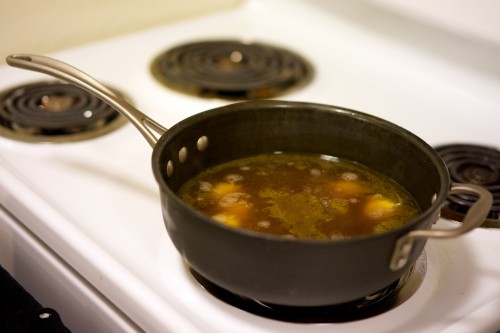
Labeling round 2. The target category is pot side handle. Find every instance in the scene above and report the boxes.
[390,183,492,271]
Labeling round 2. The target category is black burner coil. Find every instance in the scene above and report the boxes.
[151,40,313,100]
[0,81,126,142]
[435,144,500,225]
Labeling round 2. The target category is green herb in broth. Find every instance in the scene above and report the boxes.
[177,153,420,239]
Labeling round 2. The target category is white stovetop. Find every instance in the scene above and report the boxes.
[0,0,499,332]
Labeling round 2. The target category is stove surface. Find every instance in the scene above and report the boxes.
[1,0,499,332]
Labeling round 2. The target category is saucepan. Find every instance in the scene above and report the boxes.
[6,54,492,307]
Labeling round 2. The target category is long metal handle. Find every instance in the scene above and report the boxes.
[390,183,493,271]
[6,54,167,148]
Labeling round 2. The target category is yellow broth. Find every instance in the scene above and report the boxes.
[177,153,420,239]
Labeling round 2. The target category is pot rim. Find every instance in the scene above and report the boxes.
[152,100,450,244]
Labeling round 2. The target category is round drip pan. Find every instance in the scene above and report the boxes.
[151,40,313,100]
[435,143,500,227]
[0,80,128,143]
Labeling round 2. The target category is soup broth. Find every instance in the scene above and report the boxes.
[177,153,420,239]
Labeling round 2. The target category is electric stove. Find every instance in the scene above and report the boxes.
[1,0,499,332]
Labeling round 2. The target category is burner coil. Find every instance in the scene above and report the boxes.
[151,40,313,100]
[435,144,500,224]
[0,81,127,143]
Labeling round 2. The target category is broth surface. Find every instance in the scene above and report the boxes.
[177,153,420,239]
